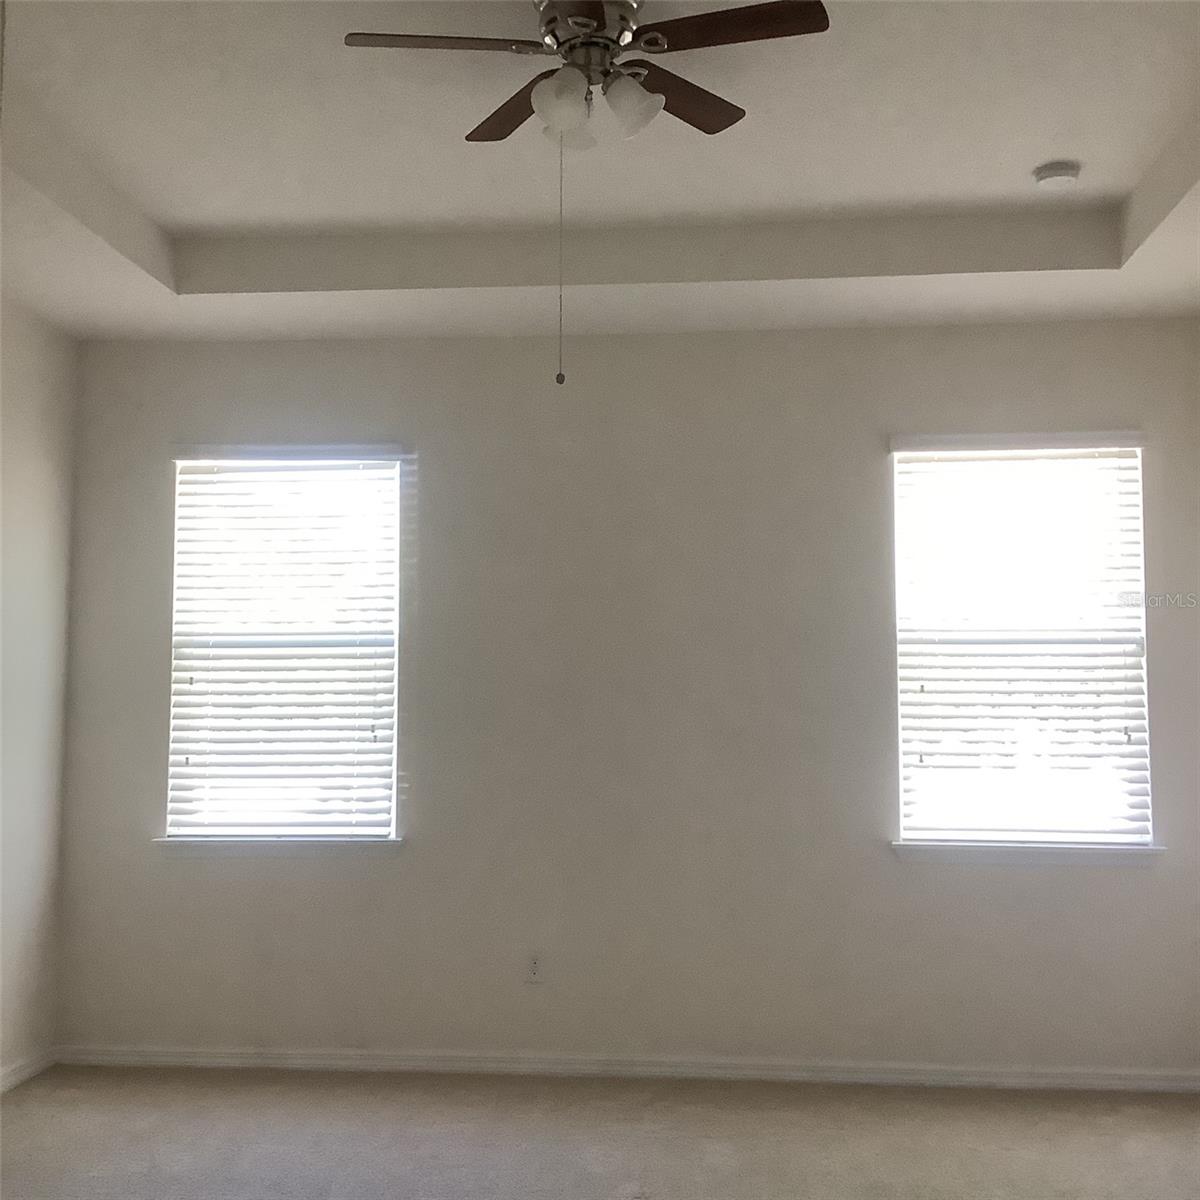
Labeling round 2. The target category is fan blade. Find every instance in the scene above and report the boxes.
[625,61,745,134]
[345,33,550,55]
[632,1,828,54]
[466,71,558,142]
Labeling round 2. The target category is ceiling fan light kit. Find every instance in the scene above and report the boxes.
[604,71,666,138]
[531,65,590,133]
[544,123,600,151]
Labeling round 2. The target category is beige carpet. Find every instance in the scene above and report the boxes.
[2,1066,1197,1200]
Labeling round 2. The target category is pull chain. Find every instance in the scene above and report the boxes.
[556,132,565,385]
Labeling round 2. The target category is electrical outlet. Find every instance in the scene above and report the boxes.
[525,953,543,985]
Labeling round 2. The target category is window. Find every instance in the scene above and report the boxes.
[167,454,414,839]
[892,439,1151,846]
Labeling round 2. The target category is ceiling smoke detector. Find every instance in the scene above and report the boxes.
[1033,160,1082,191]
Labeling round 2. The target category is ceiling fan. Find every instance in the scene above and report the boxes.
[345,1,830,143]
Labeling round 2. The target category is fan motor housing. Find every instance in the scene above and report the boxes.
[536,1,642,77]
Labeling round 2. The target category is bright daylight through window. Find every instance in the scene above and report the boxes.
[893,443,1151,846]
[167,456,412,839]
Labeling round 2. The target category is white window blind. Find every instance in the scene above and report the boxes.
[893,445,1151,845]
[167,456,413,839]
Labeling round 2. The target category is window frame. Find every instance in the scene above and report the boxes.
[887,432,1161,861]
[157,445,414,847]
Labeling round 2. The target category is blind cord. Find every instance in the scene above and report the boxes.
[556,132,565,386]
[1,0,8,124]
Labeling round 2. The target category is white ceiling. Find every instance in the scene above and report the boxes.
[8,0,1199,230]
[2,1,1197,339]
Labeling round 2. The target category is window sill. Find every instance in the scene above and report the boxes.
[153,837,405,855]
[891,840,1164,866]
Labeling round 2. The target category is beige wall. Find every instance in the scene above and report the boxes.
[1,300,76,1088]
[61,320,1199,1076]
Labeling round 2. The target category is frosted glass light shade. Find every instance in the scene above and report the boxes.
[531,67,589,133]
[544,125,598,152]
[605,73,665,138]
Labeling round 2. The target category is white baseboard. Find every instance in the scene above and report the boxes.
[1,1051,55,1093]
[52,1046,1200,1093]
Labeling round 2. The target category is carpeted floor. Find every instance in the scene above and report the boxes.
[2,1066,1197,1199]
